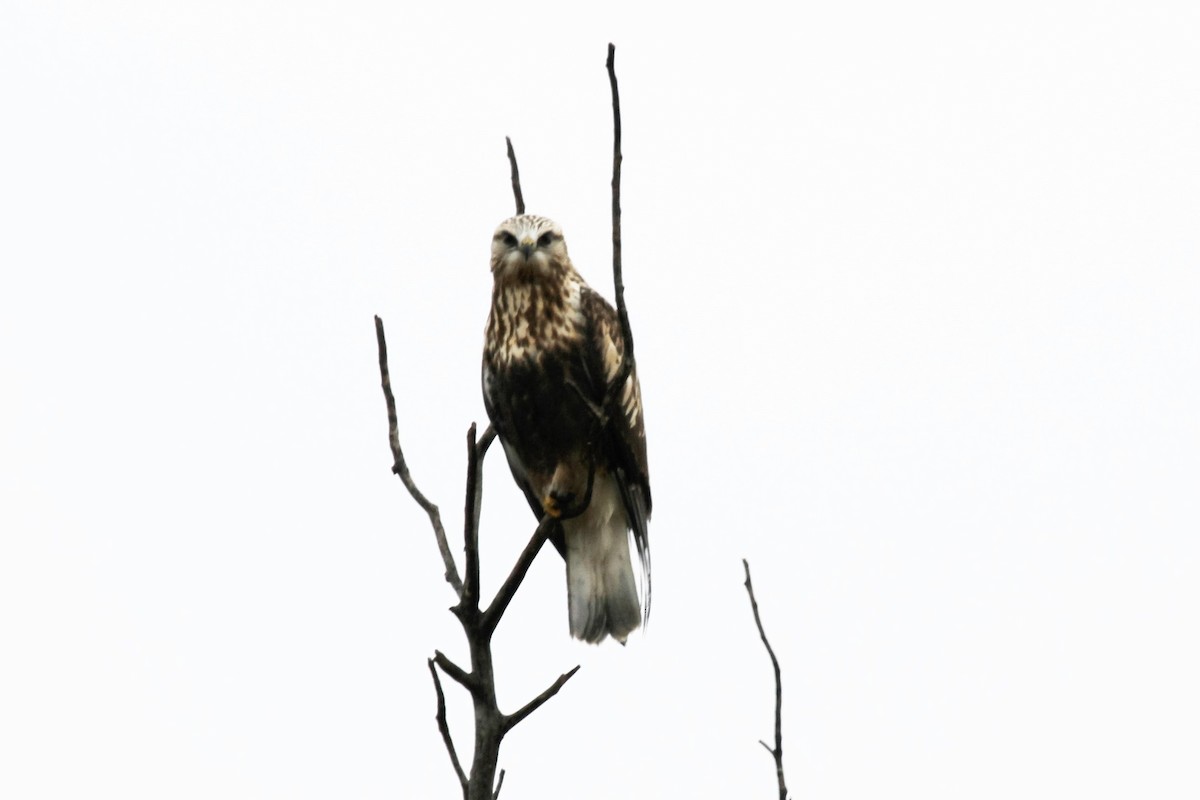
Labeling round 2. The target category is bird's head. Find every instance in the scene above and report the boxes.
[490,214,570,280]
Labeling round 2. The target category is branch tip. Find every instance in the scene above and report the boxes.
[743,560,789,800]
[428,658,468,793]
[433,650,476,693]
[505,136,525,215]
[503,664,582,734]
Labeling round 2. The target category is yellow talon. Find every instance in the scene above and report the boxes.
[542,495,562,518]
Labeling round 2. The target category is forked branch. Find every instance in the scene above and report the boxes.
[376,317,578,800]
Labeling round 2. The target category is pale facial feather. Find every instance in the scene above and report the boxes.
[490,215,570,280]
[485,215,587,365]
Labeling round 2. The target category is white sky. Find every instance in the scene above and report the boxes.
[2,2,1198,798]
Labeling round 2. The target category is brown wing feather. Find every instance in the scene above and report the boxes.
[480,281,649,581]
[579,287,652,616]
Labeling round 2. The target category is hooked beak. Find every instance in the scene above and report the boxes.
[519,238,534,259]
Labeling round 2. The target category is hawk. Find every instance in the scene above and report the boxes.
[482,214,651,644]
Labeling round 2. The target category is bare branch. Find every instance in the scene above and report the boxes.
[605,44,629,351]
[428,658,469,795]
[375,315,463,597]
[743,559,789,800]
[433,650,477,693]
[481,514,558,636]
[505,136,525,215]
[502,665,582,734]
[605,44,636,397]
[377,321,573,797]
[492,769,505,800]
[477,424,497,453]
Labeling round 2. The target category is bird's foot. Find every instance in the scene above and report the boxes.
[542,490,576,519]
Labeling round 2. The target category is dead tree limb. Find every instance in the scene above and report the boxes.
[481,515,558,635]
[601,44,637,431]
[375,319,579,800]
[375,315,462,596]
[743,559,790,800]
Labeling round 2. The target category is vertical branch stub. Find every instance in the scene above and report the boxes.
[462,423,483,612]
[505,136,525,215]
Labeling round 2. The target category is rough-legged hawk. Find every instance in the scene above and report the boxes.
[482,214,650,644]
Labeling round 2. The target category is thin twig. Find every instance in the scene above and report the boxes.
[606,44,636,385]
[502,665,582,734]
[375,315,463,597]
[428,658,469,795]
[505,136,525,215]
[743,559,789,800]
[492,769,505,800]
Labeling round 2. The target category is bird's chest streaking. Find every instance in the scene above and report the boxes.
[482,278,602,491]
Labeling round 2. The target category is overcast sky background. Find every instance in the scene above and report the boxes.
[2,2,1198,798]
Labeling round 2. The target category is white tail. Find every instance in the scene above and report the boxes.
[563,474,641,644]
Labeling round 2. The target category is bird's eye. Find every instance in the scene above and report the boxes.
[537,232,555,248]
[498,232,518,246]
